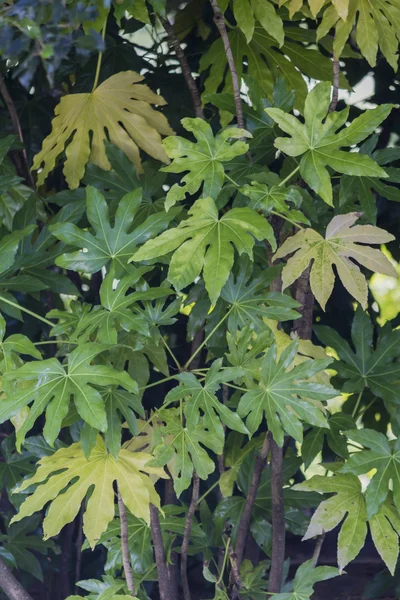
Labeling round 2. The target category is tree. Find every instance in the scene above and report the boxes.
[0,0,399,599]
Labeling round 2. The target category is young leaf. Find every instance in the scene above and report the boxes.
[150,407,220,497]
[131,196,275,303]
[274,212,397,310]
[1,344,138,448]
[11,436,167,548]
[50,187,180,275]
[240,180,309,225]
[294,473,400,574]
[170,359,248,441]
[342,429,400,519]
[238,342,336,446]
[265,82,393,205]
[271,559,339,600]
[161,118,250,210]
[32,71,174,189]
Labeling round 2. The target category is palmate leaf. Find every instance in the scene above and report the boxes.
[317,0,400,70]
[0,436,35,506]
[32,71,174,189]
[240,180,309,225]
[167,359,248,441]
[301,413,355,468]
[67,576,137,600]
[314,307,400,402]
[265,82,393,205]
[5,198,85,295]
[0,343,138,448]
[0,515,58,581]
[71,267,171,344]
[339,138,400,224]
[272,560,339,600]
[342,429,400,519]
[150,407,220,497]
[274,212,397,310]
[238,341,336,445]
[161,118,250,210]
[294,473,400,574]
[232,0,284,44]
[0,313,41,373]
[102,387,144,458]
[220,257,300,331]
[131,196,275,303]
[200,26,345,111]
[11,436,167,548]
[50,187,180,275]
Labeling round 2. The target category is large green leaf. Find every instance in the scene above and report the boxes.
[0,344,138,448]
[131,196,275,303]
[317,0,400,70]
[50,187,180,275]
[314,307,400,402]
[233,0,284,44]
[342,429,400,519]
[11,436,167,548]
[0,515,58,581]
[200,26,347,111]
[266,82,393,205]
[238,341,336,445]
[161,118,250,210]
[294,473,400,574]
[274,213,397,310]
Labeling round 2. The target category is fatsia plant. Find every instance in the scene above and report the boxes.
[1,1,400,599]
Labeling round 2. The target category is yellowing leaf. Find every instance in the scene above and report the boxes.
[32,71,174,189]
[274,212,397,310]
[11,436,167,548]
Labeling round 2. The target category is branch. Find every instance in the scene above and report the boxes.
[0,556,33,600]
[229,548,243,599]
[118,491,136,595]
[210,0,245,129]
[235,432,270,567]
[74,504,84,593]
[161,17,204,119]
[150,504,176,600]
[328,54,340,113]
[181,472,200,600]
[312,533,326,567]
[292,264,314,340]
[0,74,34,186]
[268,436,285,594]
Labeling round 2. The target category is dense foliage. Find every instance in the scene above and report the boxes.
[0,1,400,599]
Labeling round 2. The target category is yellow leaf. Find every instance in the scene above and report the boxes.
[32,71,174,189]
[11,436,167,548]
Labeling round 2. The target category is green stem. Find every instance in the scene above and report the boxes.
[184,308,232,370]
[351,390,363,418]
[0,295,54,327]
[222,381,250,392]
[91,18,107,92]
[224,173,240,188]
[139,374,178,392]
[277,165,300,188]
[160,336,181,371]
[358,397,376,419]
[197,479,220,505]
[271,210,304,230]
[216,538,231,586]
[34,340,77,346]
